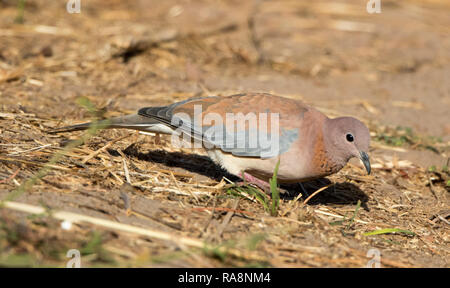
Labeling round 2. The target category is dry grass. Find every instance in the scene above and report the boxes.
[0,0,449,267]
[0,108,448,267]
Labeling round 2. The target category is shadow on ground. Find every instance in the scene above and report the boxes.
[118,145,369,209]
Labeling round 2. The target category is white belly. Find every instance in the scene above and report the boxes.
[205,148,311,182]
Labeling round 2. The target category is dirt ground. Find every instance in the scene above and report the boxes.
[0,0,449,267]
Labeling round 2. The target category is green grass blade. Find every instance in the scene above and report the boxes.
[227,185,269,211]
[270,159,280,216]
[346,200,361,229]
[363,228,416,236]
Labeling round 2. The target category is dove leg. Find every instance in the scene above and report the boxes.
[238,172,289,195]
[240,172,271,191]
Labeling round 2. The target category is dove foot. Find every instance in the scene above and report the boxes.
[239,172,286,195]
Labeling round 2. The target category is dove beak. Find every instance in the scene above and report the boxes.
[359,151,371,175]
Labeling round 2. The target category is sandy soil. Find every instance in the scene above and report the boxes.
[0,0,448,267]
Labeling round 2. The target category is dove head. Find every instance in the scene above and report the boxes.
[324,117,371,174]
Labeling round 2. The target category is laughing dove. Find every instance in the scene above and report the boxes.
[49,93,371,187]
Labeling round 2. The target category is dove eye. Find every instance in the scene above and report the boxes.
[346,133,354,142]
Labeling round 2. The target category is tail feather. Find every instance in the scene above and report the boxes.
[47,114,166,134]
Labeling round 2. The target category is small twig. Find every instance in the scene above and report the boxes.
[280,187,304,217]
[0,168,20,184]
[438,215,450,225]
[170,171,198,202]
[81,133,132,164]
[314,209,369,224]
[117,150,131,184]
[217,199,240,238]
[116,170,193,179]
[7,144,52,155]
[302,183,334,205]
[108,170,124,185]
[150,187,210,197]
[191,206,254,216]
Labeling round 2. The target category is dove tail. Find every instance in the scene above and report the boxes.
[46,120,109,133]
[47,114,171,134]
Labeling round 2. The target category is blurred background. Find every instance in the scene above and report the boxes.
[1,0,449,142]
[0,0,449,267]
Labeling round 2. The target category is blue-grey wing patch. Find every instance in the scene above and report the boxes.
[203,126,299,159]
